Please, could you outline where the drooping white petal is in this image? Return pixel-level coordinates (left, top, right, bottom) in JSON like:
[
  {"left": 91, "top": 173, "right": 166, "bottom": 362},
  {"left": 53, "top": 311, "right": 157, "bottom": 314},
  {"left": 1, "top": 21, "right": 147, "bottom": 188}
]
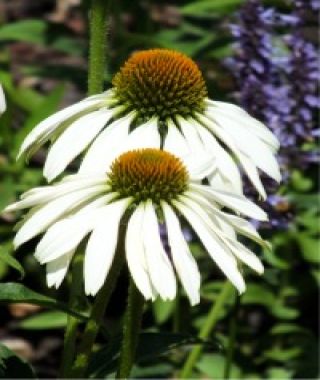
[
  {"left": 5, "top": 176, "right": 107, "bottom": 212},
  {"left": 221, "top": 238, "right": 264, "bottom": 274},
  {"left": 143, "top": 201, "right": 176, "bottom": 301},
  {"left": 44, "top": 109, "right": 114, "bottom": 181},
  {"left": 190, "top": 183, "right": 268, "bottom": 221},
  {"left": 14, "top": 185, "right": 107, "bottom": 248},
  {"left": 182, "top": 194, "right": 264, "bottom": 275},
  {"left": 84, "top": 198, "right": 132, "bottom": 296},
  {"left": 207, "top": 100, "right": 280, "bottom": 151},
  {"left": 35, "top": 194, "right": 116, "bottom": 264},
  {"left": 125, "top": 203, "right": 155, "bottom": 300},
  {"left": 233, "top": 152, "right": 266, "bottom": 200},
  {"left": 18, "top": 97, "right": 104, "bottom": 159},
  {"left": 0, "top": 84, "right": 6, "bottom": 114},
  {"left": 196, "top": 123, "right": 243, "bottom": 194},
  {"left": 46, "top": 251, "right": 74, "bottom": 288},
  {"left": 203, "top": 111, "right": 281, "bottom": 183},
  {"left": 164, "top": 119, "right": 190, "bottom": 158},
  {"left": 174, "top": 199, "right": 246, "bottom": 294},
  {"left": 124, "top": 118, "right": 160, "bottom": 151},
  {"left": 161, "top": 201, "right": 200, "bottom": 305},
  {"left": 176, "top": 116, "right": 204, "bottom": 152},
  {"left": 79, "top": 112, "right": 134, "bottom": 174}
]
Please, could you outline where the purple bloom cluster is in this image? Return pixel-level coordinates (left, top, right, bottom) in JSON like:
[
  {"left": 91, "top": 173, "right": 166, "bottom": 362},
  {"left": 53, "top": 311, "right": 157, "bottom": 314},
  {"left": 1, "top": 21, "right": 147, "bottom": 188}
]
[{"left": 226, "top": 0, "right": 319, "bottom": 229}]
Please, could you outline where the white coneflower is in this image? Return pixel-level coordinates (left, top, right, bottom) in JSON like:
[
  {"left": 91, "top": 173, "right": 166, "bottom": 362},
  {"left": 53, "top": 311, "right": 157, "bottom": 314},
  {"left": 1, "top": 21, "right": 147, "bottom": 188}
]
[
  {"left": 17, "top": 49, "right": 280, "bottom": 198},
  {"left": 0, "top": 84, "right": 6, "bottom": 114},
  {"left": 5, "top": 148, "right": 269, "bottom": 305}
]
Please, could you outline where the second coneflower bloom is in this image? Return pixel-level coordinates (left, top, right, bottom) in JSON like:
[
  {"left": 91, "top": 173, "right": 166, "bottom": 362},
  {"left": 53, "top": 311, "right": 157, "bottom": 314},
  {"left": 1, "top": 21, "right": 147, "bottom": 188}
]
[
  {"left": 5, "top": 149, "right": 268, "bottom": 305},
  {"left": 18, "top": 49, "right": 280, "bottom": 198}
]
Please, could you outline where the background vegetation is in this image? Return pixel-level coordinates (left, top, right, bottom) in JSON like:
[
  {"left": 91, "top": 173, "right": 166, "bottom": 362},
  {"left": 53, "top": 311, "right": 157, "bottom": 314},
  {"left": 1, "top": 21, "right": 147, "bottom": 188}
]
[{"left": 0, "top": 0, "right": 318, "bottom": 378}]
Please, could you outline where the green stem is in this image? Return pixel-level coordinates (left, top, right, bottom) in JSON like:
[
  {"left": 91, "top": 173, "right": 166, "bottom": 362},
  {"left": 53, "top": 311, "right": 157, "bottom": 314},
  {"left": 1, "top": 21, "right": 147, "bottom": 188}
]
[
  {"left": 223, "top": 295, "right": 240, "bottom": 379},
  {"left": 70, "top": 249, "right": 124, "bottom": 378},
  {"left": 116, "top": 279, "right": 145, "bottom": 379},
  {"left": 87, "top": 0, "right": 110, "bottom": 95},
  {"left": 179, "top": 281, "right": 234, "bottom": 379},
  {"left": 59, "top": 253, "right": 84, "bottom": 378}
]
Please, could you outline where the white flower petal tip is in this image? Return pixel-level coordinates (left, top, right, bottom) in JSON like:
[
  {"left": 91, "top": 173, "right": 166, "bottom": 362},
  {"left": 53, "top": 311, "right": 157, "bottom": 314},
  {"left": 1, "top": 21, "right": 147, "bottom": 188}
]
[{"left": 0, "top": 84, "right": 6, "bottom": 114}]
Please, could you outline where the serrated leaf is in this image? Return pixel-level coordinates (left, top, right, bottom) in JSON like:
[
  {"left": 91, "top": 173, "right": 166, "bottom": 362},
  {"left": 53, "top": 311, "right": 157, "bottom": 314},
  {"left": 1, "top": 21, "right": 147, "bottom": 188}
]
[{"left": 0, "top": 343, "right": 35, "bottom": 378}]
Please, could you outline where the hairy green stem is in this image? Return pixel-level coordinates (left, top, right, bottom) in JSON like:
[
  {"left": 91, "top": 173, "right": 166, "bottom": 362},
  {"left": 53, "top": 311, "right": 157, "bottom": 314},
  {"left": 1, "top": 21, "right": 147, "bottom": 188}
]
[
  {"left": 224, "top": 295, "right": 240, "bottom": 379},
  {"left": 116, "top": 279, "right": 145, "bottom": 379},
  {"left": 59, "top": 253, "right": 84, "bottom": 378},
  {"left": 70, "top": 249, "right": 124, "bottom": 378},
  {"left": 87, "top": 0, "right": 110, "bottom": 95},
  {"left": 179, "top": 281, "right": 234, "bottom": 379}
]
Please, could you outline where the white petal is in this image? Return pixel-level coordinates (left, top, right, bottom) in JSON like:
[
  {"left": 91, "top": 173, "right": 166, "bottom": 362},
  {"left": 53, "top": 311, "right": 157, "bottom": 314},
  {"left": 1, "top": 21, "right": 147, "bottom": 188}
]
[
  {"left": 5, "top": 177, "right": 106, "bottom": 212},
  {"left": 79, "top": 112, "right": 134, "bottom": 174},
  {"left": 46, "top": 251, "right": 74, "bottom": 288},
  {"left": 125, "top": 204, "right": 155, "bottom": 300},
  {"left": 84, "top": 198, "right": 131, "bottom": 296},
  {"left": 35, "top": 207, "right": 101, "bottom": 264},
  {"left": 176, "top": 116, "right": 204, "bottom": 152},
  {"left": 143, "top": 201, "right": 176, "bottom": 301},
  {"left": 0, "top": 84, "right": 6, "bottom": 114},
  {"left": 18, "top": 97, "right": 104, "bottom": 159},
  {"left": 211, "top": 208, "right": 268, "bottom": 248},
  {"left": 234, "top": 152, "right": 267, "bottom": 200},
  {"left": 14, "top": 185, "right": 107, "bottom": 248},
  {"left": 196, "top": 123, "right": 243, "bottom": 194},
  {"left": 207, "top": 100, "right": 280, "bottom": 151},
  {"left": 174, "top": 199, "right": 245, "bottom": 294},
  {"left": 124, "top": 118, "right": 160, "bottom": 151},
  {"left": 162, "top": 201, "right": 200, "bottom": 305},
  {"left": 44, "top": 109, "right": 114, "bottom": 181},
  {"left": 164, "top": 120, "right": 190, "bottom": 158},
  {"left": 204, "top": 111, "right": 281, "bottom": 182},
  {"left": 222, "top": 238, "right": 264, "bottom": 274},
  {"left": 190, "top": 183, "right": 268, "bottom": 221}
]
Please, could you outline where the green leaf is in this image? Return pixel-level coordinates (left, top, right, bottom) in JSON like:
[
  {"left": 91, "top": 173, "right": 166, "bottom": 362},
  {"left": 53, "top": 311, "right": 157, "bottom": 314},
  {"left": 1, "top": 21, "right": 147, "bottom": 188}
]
[
  {"left": 152, "top": 299, "right": 175, "bottom": 324},
  {"left": 263, "top": 346, "right": 302, "bottom": 361},
  {"left": 18, "top": 310, "right": 68, "bottom": 330},
  {"left": 0, "top": 343, "right": 35, "bottom": 378},
  {"left": 180, "top": 0, "right": 244, "bottom": 16},
  {"left": 0, "top": 246, "right": 25, "bottom": 278},
  {"left": 196, "top": 354, "right": 242, "bottom": 378},
  {"left": 0, "top": 20, "right": 47, "bottom": 44},
  {"left": 270, "top": 323, "right": 309, "bottom": 335},
  {"left": 241, "top": 284, "right": 275, "bottom": 308},
  {"left": 296, "top": 234, "right": 320, "bottom": 263},
  {"left": 0, "top": 282, "right": 86, "bottom": 320}
]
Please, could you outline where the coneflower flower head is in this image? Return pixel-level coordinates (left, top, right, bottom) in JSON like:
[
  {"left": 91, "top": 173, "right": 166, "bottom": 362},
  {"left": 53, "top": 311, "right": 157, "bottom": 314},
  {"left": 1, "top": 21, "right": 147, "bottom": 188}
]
[
  {"left": 5, "top": 148, "right": 269, "bottom": 305},
  {"left": 18, "top": 49, "right": 280, "bottom": 199}
]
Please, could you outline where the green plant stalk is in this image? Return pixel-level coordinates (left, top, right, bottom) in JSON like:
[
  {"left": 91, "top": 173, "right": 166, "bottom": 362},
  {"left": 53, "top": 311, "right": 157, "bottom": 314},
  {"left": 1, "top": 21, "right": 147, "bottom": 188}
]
[
  {"left": 87, "top": 0, "right": 110, "bottom": 95},
  {"left": 70, "top": 248, "right": 124, "bottom": 378},
  {"left": 59, "top": 253, "right": 84, "bottom": 378},
  {"left": 224, "top": 295, "right": 240, "bottom": 379},
  {"left": 116, "top": 279, "right": 145, "bottom": 379},
  {"left": 179, "top": 281, "right": 234, "bottom": 379}
]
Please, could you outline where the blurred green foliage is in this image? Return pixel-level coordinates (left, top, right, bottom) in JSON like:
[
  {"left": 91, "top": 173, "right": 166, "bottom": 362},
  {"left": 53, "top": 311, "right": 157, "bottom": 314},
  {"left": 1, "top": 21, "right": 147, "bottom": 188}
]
[{"left": 0, "top": 0, "right": 318, "bottom": 378}]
